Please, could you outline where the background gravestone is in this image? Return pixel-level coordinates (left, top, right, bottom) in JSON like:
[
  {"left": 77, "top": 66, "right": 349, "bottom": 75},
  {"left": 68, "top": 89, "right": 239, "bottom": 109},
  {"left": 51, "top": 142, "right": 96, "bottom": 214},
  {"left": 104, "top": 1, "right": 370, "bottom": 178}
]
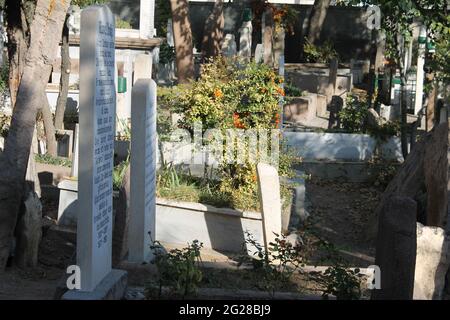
[
  {"left": 372, "top": 196, "right": 417, "bottom": 300},
  {"left": 128, "top": 79, "right": 157, "bottom": 263},
  {"left": 63, "top": 6, "right": 127, "bottom": 298}
]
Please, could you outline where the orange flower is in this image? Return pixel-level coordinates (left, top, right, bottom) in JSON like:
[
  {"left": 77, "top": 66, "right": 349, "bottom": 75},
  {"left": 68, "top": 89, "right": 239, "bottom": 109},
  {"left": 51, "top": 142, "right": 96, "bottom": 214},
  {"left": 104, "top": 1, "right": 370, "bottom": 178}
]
[
  {"left": 233, "top": 113, "right": 245, "bottom": 129},
  {"left": 214, "top": 88, "right": 223, "bottom": 99},
  {"left": 252, "top": 174, "right": 257, "bottom": 182},
  {"left": 276, "top": 87, "right": 285, "bottom": 97}
]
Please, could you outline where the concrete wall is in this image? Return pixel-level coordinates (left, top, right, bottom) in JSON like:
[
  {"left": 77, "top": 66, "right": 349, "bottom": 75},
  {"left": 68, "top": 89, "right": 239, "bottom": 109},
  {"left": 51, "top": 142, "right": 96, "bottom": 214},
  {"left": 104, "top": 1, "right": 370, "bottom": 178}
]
[
  {"left": 156, "top": 198, "right": 264, "bottom": 253},
  {"left": 284, "top": 131, "right": 404, "bottom": 162}
]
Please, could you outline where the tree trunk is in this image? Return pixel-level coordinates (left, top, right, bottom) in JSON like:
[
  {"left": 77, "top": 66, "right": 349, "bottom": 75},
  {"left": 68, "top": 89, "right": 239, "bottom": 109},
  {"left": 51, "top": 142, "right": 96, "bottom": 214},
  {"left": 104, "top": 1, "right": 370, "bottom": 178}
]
[
  {"left": 0, "top": 0, "right": 71, "bottom": 271},
  {"left": 306, "top": 0, "right": 332, "bottom": 45},
  {"left": 5, "top": 1, "right": 31, "bottom": 107},
  {"left": 426, "top": 74, "right": 437, "bottom": 131},
  {"left": 40, "top": 95, "right": 58, "bottom": 157},
  {"left": 367, "top": 30, "right": 378, "bottom": 109},
  {"left": 400, "top": 79, "right": 409, "bottom": 159},
  {"left": 170, "top": 0, "right": 195, "bottom": 83},
  {"left": 201, "top": 0, "right": 224, "bottom": 60},
  {"left": 54, "top": 16, "right": 71, "bottom": 131}
]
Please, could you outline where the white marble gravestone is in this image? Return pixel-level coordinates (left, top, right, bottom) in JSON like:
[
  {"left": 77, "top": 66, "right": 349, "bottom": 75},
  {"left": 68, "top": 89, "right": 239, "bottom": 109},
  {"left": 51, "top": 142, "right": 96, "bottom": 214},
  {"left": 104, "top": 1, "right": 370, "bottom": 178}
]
[
  {"left": 256, "top": 163, "right": 282, "bottom": 252},
  {"left": 134, "top": 54, "right": 153, "bottom": 85},
  {"left": 64, "top": 5, "right": 127, "bottom": 298},
  {"left": 238, "top": 21, "right": 252, "bottom": 60},
  {"left": 128, "top": 79, "right": 157, "bottom": 263}
]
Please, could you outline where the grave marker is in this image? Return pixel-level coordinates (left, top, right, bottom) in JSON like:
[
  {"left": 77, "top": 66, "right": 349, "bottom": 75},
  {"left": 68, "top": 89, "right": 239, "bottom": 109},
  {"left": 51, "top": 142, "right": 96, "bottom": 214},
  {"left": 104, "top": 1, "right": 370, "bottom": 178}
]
[
  {"left": 63, "top": 5, "right": 127, "bottom": 298},
  {"left": 128, "top": 79, "right": 157, "bottom": 262},
  {"left": 257, "top": 163, "right": 282, "bottom": 253}
]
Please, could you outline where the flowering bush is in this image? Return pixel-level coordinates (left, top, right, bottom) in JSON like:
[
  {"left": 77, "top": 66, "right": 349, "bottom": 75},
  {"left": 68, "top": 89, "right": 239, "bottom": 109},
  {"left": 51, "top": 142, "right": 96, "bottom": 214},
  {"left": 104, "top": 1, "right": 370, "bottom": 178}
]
[
  {"left": 166, "top": 57, "right": 297, "bottom": 211},
  {"left": 175, "top": 57, "right": 284, "bottom": 131}
]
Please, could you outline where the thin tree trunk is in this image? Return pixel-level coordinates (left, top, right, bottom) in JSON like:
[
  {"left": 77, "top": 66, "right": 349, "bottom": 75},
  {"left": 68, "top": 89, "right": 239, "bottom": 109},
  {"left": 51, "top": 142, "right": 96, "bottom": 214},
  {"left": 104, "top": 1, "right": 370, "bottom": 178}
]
[
  {"left": 367, "top": 29, "right": 378, "bottom": 109},
  {"left": 400, "top": 79, "right": 409, "bottom": 159},
  {"left": 54, "top": 15, "right": 71, "bottom": 131},
  {"left": 306, "top": 0, "right": 331, "bottom": 45},
  {"left": 40, "top": 95, "right": 58, "bottom": 157},
  {"left": 426, "top": 74, "right": 437, "bottom": 131},
  {"left": 201, "top": 0, "right": 224, "bottom": 60},
  {"left": 0, "top": 0, "right": 70, "bottom": 271},
  {"left": 170, "top": 0, "right": 195, "bottom": 83}
]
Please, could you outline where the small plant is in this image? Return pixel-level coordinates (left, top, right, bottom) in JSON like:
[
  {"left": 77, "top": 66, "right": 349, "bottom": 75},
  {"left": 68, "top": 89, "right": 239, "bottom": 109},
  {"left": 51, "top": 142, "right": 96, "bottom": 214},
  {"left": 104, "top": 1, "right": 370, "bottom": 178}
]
[
  {"left": 112, "top": 159, "right": 129, "bottom": 190},
  {"left": 149, "top": 240, "right": 204, "bottom": 299},
  {"left": 304, "top": 39, "right": 339, "bottom": 64},
  {"left": 320, "top": 265, "right": 363, "bottom": 300},
  {"left": 339, "top": 94, "right": 369, "bottom": 133},
  {"left": 115, "top": 16, "right": 133, "bottom": 29},
  {"left": 35, "top": 154, "right": 72, "bottom": 167},
  {"left": 241, "top": 232, "right": 305, "bottom": 297}
]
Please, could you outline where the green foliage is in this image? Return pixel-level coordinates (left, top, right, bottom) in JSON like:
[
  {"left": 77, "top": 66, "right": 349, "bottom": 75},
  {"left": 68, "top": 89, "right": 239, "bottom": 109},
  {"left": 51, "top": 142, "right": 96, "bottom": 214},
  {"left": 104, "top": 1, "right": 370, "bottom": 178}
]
[
  {"left": 156, "top": 163, "right": 200, "bottom": 202},
  {"left": 166, "top": 57, "right": 296, "bottom": 210},
  {"left": 149, "top": 240, "right": 204, "bottom": 299},
  {"left": 241, "top": 232, "right": 305, "bottom": 297},
  {"left": 159, "top": 42, "right": 176, "bottom": 65},
  {"left": 0, "top": 63, "right": 9, "bottom": 99},
  {"left": 72, "top": 0, "right": 108, "bottom": 8},
  {"left": 319, "top": 265, "right": 363, "bottom": 300},
  {"left": 35, "top": 154, "right": 72, "bottom": 167},
  {"left": 0, "top": 113, "right": 10, "bottom": 138},
  {"left": 115, "top": 16, "right": 132, "bottom": 29},
  {"left": 112, "top": 159, "right": 129, "bottom": 190},
  {"left": 339, "top": 95, "right": 369, "bottom": 133},
  {"left": 284, "top": 82, "right": 304, "bottom": 97},
  {"left": 155, "top": 0, "right": 172, "bottom": 37},
  {"left": 303, "top": 39, "right": 339, "bottom": 63}
]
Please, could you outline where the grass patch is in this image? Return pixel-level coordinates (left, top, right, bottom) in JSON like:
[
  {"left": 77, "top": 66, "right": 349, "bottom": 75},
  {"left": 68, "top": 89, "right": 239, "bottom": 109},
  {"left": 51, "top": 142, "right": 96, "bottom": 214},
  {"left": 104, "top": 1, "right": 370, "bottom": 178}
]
[{"left": 35, "top": 154, "right": 72, "bottom": 167}]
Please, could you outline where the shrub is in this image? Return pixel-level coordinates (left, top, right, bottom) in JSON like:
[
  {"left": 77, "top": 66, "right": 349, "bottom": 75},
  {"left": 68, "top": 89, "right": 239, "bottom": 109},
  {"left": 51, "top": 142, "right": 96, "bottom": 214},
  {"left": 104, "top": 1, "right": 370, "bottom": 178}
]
[
  {"left": 149, "top": 240, "right": 203, "bottom": 299},
  {"left": 166, "top": 57, "right": 297, "bottom": 211},
  {"left": 303, "top": 39, "right": 339, "bottom": 64}
]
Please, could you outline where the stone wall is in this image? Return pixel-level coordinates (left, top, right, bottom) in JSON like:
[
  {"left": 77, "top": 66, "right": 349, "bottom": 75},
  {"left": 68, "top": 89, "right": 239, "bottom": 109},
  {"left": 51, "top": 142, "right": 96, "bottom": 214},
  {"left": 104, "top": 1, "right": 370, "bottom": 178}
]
[{"left": 110, "top": 1, "right": 372, "bottom": 63}]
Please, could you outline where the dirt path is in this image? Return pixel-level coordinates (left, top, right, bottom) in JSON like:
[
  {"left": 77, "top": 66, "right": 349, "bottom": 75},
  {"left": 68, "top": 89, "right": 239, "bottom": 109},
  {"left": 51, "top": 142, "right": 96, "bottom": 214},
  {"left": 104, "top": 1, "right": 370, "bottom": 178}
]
[{"left": 299, "top": 178, "right": 382, "bottom": 267}]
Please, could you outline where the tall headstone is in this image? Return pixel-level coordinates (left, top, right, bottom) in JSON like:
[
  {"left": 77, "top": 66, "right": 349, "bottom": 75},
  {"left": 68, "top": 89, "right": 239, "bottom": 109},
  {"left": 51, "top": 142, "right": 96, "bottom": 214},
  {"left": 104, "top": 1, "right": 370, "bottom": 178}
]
[
  {"left": 140, "top": 0, "right": 156, "bottom": 39},
  {"left": 238, "top": 14, "right": 252, "bottom": 60},
  {"left": 262, "top": 9, "right": 274, "bottom": 66},
  {"left": 64, "top": 6, "right": 127, "bottom": 298},
  {"left": 134, "top": 54, "right": 153, "bottom": 84},
  {"left": 128, "top": 79, "right": 157, "bottom": 262},
  {"left": 415, "top": 25, "right": 426, "bottom": 115},
  {"left": 257, "top": 163, "right": 282, "bottom": 253}
]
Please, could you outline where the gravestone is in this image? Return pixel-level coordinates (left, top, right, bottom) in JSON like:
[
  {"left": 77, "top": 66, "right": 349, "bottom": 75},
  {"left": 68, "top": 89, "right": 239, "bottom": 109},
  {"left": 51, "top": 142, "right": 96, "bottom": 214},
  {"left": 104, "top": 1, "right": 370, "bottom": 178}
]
[
  {"left": 238, "top": 20, "right": 252, "bottom": 60},
  {"left": 70, "top": 124, "right": 79, "bottom": 178},
  {"left": 139, "top": 0, "right": 156, "bottom": 39},
  {"left": 254, "top": 44, "right": 263, "bottom": 63},
  {"left": 372, "top": 196, "right": 417, "bottom": 300},
  {"left": 257, "top": 163, "right": 282, "bottom": 252},
  {"left": 134, "top": 54, "right": 153, "bottom": 85},
  {"left": 128, "top": 79, "right": 157, "bottom": 263},
  {"left": 222, "top": 34, "right": 237, "bottom": 57},
  {"left": 414, "top": 223, "right": 450, "bottom": 300},
  {"left": 62, "top": 5, "right": 127, "bottom": 299},
  {"left": 262, "top": 9, "right": 273, "bottom": 66}
]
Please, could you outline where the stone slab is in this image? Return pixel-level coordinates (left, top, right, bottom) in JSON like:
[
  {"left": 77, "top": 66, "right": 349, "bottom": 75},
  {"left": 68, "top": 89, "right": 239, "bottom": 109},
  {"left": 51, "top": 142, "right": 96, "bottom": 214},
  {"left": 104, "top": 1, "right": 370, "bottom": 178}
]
[{"left": 62, "top": 269, "right": 128, "bottom": 300}]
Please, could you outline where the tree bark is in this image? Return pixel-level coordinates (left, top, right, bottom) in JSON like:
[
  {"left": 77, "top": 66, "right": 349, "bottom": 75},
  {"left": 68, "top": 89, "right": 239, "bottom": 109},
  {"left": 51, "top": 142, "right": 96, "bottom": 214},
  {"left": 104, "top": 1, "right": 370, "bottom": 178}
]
[
  {"left": 201, "top": 0, "right": 224, "bottom": 60},
  {"left": 0, "top": 0, "right": 71, "bottom": 271},
  {"left": 40, "top": 95, "right": 58, "bottom": 157},
  {"left": 306, "top": 0, "right": 332, "bottom": 45},
  {"left": 170, "top": 0, "right": 195, "bottom": 83},
  {"left": 426, "top": 74, "right": 437, "bottom": 132},
  {"left": 54, "top": 15, "right": 71, "bottom": 131},
  {"left": 5, "top": 1, "right": 32, "bottom": 107}
]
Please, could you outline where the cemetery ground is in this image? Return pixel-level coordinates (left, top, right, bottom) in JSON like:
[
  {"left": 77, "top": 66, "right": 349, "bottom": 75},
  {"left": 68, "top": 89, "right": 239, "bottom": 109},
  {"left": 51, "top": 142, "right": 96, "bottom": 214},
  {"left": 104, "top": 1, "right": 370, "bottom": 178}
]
[{"left": 0, "top": 166, "right": 378, "bottom": 300}]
